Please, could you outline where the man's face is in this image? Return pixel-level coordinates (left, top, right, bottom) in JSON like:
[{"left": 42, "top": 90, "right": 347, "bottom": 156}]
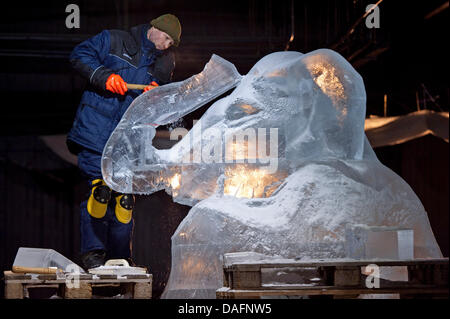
[{"left": 148, "top": 27, "right": 174, "bottom": 50}]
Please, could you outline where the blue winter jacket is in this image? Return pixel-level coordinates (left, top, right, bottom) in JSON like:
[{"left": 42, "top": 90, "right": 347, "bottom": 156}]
[{"left": 67, "top": 24, "right": 175, "bottom": 154}]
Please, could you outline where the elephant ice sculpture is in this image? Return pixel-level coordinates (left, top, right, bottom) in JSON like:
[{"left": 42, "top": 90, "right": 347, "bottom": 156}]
[{"left": 102, "top": 50, "right": 442, "bottom": 299}]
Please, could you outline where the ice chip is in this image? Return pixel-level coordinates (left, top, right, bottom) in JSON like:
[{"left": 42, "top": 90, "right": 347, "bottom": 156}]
[{"left": 345, "top": 224, "right": 414, "bottom": 260}]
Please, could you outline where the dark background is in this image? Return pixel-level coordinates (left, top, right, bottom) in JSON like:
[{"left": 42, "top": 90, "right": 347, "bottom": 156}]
[{"left": 0, "top": 0, "right": 448, "bottom": 299}]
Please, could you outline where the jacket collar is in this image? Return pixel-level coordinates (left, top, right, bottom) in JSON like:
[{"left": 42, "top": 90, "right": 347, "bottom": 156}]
[
  {"left": 125, "top": 24, "right": 149, "bottom": 56},
  {"left": 126, "top": 24, "right": 167, "bottom": 58},
  {"left": 141, "top": 25, "right": 162, "bottom": 56},
  {"left": 124, "top": 24, "right": 162, "bottom": 55}
]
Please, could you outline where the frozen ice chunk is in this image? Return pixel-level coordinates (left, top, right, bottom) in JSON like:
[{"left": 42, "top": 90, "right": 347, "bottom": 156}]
[
  {"left": 345, "top": 224, "right": 414, "bottom": 260},
  {"left": 13, "top": 247, "right": 84, "bottom": 273}
]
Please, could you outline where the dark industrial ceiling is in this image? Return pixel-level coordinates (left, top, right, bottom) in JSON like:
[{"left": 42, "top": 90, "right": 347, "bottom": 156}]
[{"left": 1, "top": 0, "right": 448, "bottom": 135}]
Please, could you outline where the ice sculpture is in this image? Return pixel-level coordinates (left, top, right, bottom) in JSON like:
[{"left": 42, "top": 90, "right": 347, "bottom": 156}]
[{"left": 102, "top": 49, "right": 442, "bottom": 299}]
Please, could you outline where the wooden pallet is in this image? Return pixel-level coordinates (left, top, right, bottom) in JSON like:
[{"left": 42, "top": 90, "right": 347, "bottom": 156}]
[
  {"left": 3, "top": 271, "right": 152, "bottom": 299},
  {"left": 216, "top": 257, "right": 449, "bottom": 299}
]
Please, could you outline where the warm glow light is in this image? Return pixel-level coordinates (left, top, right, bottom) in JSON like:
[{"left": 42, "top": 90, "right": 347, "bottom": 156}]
[
  {"left": 240, "top": 104, "right": 259, "bottom": 115},
  {"left": 266, "top": 69, "right": 288, "bottom": 78},
  {"left": 180, "top": 257, "right": 207, "bottom": 282},
  {"left": 307, "top": 61, "right": 347, "bottom": 124},
  {"left": 169, "top": 173, "right": 181, "bottom": 190},
  {"left": 224, "top": 165, "right": 286, "bottom": 198}
]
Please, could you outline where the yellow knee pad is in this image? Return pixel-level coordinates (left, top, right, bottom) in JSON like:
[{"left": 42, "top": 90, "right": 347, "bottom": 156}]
[
  {"left": 115, "top": 194, "right": 134, "bottom": 224},
  {"left": 87, "top": 179, "right": 111, "bottom": 219}
]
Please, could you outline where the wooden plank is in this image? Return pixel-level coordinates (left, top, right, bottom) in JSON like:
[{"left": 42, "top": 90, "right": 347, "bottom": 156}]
[
  {"left": 37, "top": 274, "right": 57, "bottom": 281},
  {"left": 231, "top": 270, "right": 261, "bottom": 289},
  {"left": 91, "top": 283, "right": 120, "bottom": 288},
  {"left": 134, "top": 282, "right": 152, "bottom": 299},
  {"left": 96, "top": 274, "right": 118, "bottom": 280},
  {"left": 5, "top": 278, "right": 153, "bottom": 285},
  {"left": 4, "top": 271, "right": 31, "bottom": 280},
  {"left": 229, "top": 264, "right": 261, "bottom": 272},
  {"left": 64, "top": 282, "right": 92, "bottom": 299},
  {"left": 5, "top": 283, "right": 24, "bottom": 299},
  {"left": 5, "top": 279, "right": 63, "bottom": 284},
  {"left": 123, "top": 274, "right": 151, "bottom": 280},
  {"left": 4, "top": 271, "right": 92, "bottom": 283},
  {"left": 72, "top": 274, "right": 94, "bottom": 280},
  {"left": 226, "top": 258, "right": 449, "bottom": 270}
]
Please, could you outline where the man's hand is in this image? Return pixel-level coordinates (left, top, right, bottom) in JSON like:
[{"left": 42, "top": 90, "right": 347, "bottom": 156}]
[
  {"left": 144, "top": 81, "right": 159, "bottom": 92},
  {"left": 106, "top": 74, "right": 128, "bottom": 95}
]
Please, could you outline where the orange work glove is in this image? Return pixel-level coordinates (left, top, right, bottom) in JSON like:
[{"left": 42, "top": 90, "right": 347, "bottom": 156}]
[
  {"left": 106, "top": 74, "right": 128, "bottom": 95},
  {"left": 143, "top": 81, "right": 159, "bottom": 92}
]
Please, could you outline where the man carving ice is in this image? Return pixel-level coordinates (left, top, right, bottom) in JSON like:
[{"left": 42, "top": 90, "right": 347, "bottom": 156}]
[{"left": 66, "top": 14, "right": 181, "bottom": 270}]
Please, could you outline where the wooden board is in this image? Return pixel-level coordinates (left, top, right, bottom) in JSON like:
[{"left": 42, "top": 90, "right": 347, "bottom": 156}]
[
  {"left": 218, "top": 258, "right": 449, "bottom": 299},
  {"left": 3, "top": 270, "right": 153, "bottom": 299},
  {"left": 225, "top": 258, "right": 449, "bottom": 271}
]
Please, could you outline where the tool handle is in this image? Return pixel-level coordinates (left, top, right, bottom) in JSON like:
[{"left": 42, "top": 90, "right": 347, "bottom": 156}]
[
  {"left": 12, "top": 266, "right": 59, "bottom": 274},
  {"left": 127, "top": 83, "right": 157, "bottom": 90}
]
